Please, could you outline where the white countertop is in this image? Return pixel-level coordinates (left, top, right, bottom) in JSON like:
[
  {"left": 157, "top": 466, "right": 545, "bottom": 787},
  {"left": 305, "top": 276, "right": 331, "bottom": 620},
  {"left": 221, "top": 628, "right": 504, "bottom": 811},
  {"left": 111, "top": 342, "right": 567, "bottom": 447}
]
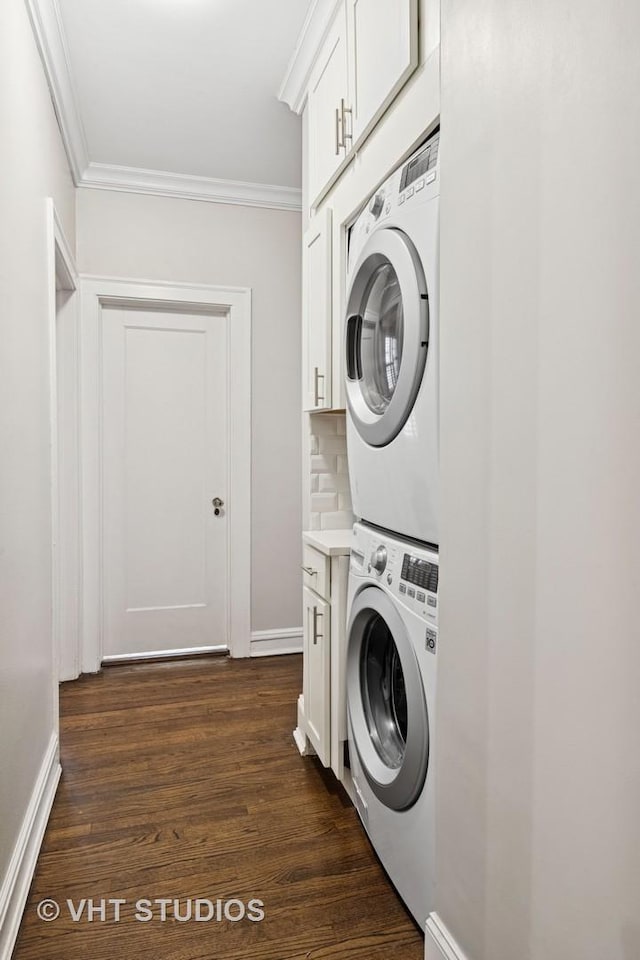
[{"left": 302, "top": 528, "right": 352, "bottom": 556}]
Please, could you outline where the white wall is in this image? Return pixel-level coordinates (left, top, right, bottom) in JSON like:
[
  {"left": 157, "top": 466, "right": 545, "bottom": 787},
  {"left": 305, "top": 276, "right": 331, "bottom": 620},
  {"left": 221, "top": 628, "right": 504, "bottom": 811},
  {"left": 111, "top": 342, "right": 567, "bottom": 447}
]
[
  {"left": 0, "top": 0, "right": 75, "bottom": 913},
  {"left": 76, "top": 189, "right": 302, "bottom": 634},
  {"left": 438, "top": 2, "right": 640, "bottom": 959}
]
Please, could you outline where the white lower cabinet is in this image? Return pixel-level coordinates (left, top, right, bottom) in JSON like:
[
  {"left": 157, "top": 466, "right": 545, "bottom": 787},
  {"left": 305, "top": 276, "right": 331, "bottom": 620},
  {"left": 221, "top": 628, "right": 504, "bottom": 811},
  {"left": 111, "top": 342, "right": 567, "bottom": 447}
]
[
  {"left": 303, "top": 585, "right": 331, "bottom": 764},
  {"left": 296, "top": 534, "right": 351, "bottom": 779}
]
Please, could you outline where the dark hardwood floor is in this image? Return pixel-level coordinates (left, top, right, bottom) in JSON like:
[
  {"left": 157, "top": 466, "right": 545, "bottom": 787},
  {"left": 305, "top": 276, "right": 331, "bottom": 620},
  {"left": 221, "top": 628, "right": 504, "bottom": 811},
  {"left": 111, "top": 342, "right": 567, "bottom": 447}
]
[{"left": 13, "top": 654, "right": 423, "bottom": 959}]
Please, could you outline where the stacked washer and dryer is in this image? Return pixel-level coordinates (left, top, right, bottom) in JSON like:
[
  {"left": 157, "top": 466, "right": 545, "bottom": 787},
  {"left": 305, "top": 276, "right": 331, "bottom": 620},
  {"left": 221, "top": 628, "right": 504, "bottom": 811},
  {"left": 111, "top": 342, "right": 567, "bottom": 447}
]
[{"left": 343, "top": 130, "right": 440, "bottom": 930}]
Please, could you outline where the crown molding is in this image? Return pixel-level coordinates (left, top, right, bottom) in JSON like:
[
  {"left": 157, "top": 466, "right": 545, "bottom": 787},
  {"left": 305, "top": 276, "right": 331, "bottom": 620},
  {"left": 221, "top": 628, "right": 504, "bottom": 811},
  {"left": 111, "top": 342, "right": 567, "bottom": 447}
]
[
  {"left": 278, "top": 0, "right": 342, "bottom": 115},
  {"left": 80, "top": 163, "right": 302, "bottom": 211},
  {"left": 25, "top": 0, "right": 302, "bottom": 211},
  {"left": 24, "top": 0, "right": 89, "bottom": 181}
]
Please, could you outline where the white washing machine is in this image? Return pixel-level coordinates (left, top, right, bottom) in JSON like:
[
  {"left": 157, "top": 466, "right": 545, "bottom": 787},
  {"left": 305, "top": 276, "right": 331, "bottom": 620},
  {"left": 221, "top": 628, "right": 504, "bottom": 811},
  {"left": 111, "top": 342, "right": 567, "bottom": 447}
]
[
  {"left": 346, "top": 521, "right": 438, "bottom": 929},
  {"left": 345, "top": 130, "right": 439, "bottom": 545}
]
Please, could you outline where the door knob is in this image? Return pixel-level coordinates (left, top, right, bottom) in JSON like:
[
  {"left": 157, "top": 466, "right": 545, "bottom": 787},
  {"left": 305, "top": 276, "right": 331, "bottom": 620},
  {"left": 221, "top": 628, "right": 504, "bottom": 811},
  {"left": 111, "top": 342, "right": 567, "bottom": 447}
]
[{"left": 212, "top": 497, "right": 224, "bottom": 516}]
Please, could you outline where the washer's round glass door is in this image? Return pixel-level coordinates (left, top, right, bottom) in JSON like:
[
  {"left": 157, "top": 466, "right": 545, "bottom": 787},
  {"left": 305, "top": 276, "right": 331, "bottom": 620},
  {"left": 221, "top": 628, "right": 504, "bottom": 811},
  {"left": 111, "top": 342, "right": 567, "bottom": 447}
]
[
  {"left": 347, "top": 586, "right": 429, "bottom": 811},
  {"left": 362, "top": 613, "right": 408, "bottom": 768},
  {"left": 345, "top": 228, "right": 429, "bottom": 448}
]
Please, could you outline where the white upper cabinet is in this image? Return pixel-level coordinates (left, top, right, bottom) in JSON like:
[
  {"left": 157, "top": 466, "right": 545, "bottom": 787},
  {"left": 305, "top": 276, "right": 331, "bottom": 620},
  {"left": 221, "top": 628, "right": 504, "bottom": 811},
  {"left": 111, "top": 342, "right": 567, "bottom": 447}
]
[
  {"left": 302, "top": 208, "right": 333, "bottom": 411},
  {"left": 298, "top": 0, "right": 419, "bottom": 206},
  {"left": 346, "top": 0, "right": 419, "bottom": 144},
  {"left": 307, "top": 3, "right": 350, "bottom": 206}
]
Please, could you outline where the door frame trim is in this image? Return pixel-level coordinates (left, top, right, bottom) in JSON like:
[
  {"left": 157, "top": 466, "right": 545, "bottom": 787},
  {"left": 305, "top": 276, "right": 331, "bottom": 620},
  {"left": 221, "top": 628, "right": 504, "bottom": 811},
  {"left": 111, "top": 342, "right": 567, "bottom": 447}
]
[
  {"left": 79, "top": 275, "right": 252, "bottom": 670},
  {"left": 46, "top": 199, "right": 80, "bottom": 694}
]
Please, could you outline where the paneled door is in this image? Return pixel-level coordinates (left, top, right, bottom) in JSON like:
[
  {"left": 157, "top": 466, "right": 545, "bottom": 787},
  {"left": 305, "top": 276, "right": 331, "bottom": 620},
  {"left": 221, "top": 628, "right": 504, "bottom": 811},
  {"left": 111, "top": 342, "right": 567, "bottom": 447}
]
[
  {"left": 307, "top": 1, "right": 349, "bottom": 204},
  {"left": 346, "top": 0, "right": 418, "bottom": 146},
  {"left": 303, "top": 585, "right": 331, "bottom": 766},
  {"left": 101, "top": 306, "right": 228, "bottom": 659}
]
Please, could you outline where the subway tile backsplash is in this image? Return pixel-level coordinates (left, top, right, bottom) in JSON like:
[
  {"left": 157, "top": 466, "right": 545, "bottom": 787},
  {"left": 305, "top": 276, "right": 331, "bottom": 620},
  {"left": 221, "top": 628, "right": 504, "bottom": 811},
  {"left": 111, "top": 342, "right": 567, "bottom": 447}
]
[{"left": 309, "top": 413, "right": 354, "bottom": 531}]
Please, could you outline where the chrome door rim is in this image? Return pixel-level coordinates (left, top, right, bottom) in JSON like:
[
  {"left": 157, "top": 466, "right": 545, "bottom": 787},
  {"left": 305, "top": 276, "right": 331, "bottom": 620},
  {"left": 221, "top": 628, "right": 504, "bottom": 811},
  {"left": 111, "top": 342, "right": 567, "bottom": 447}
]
[
  {"left": 347, "top": 585, "right": 429, "bottom": 811},
  {"left": 345, "top": 228, "right": 428, "bottom": 448}
]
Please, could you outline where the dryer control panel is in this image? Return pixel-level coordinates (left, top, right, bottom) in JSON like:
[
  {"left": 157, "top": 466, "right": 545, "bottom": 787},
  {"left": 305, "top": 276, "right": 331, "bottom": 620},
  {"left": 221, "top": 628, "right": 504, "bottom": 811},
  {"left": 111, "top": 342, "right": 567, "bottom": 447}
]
[{"left": 347, "top": 128, "right": 440, "bottom": 273}]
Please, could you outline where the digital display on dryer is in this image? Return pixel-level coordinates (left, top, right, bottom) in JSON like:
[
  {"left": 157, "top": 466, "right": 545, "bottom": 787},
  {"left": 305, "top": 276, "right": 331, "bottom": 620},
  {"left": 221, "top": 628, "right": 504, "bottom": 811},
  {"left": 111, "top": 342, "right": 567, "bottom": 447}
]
[
  {"left": 400, "top": 148, "right": 430, "bottom": 191},
  {"left": 400, "top": 134, "right": 439, "bottom": 191},
  {"left": 401, "top": 554, "right": 439, "bottom": 593}
]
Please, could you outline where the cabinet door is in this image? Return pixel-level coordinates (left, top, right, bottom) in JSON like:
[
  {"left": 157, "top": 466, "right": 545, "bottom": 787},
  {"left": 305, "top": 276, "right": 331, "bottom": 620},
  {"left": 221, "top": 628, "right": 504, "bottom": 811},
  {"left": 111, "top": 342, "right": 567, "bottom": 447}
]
[
  {"left": 303, "top": 585, "right": 331, "bottom": 766},
  {"left": 330, "top": 554, "right": 350, "bottom": 780},
  {"left": 346, "top": 0, "right": 418, "bottom": 145},
  {"left": 307, "top": 1, "right": 349, "bottom": 204},
  {"left": 302, "top": 208, "right": 332, "bottom": 411}
]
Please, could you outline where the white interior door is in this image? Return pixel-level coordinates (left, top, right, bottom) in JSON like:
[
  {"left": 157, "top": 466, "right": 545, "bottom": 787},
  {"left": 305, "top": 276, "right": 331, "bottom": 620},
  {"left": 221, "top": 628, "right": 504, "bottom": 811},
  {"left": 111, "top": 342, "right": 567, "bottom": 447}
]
[{"left": 101, "top": 305, "right": 228, "bottom": 659}]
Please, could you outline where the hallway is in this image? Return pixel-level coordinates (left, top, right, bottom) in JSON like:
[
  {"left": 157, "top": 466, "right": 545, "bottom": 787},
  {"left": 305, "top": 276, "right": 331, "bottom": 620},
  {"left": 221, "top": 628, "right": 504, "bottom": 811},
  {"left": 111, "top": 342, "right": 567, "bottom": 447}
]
[{"left": 13, "top": 656, "right": 423, "bottom": 959}]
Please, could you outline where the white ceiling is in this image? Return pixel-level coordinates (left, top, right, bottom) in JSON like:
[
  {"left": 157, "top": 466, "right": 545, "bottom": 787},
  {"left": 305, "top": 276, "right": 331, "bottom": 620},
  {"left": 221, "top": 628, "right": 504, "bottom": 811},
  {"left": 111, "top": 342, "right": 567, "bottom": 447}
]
[{"left": 56, "top": 0, "right": 311, "bottom": 190}]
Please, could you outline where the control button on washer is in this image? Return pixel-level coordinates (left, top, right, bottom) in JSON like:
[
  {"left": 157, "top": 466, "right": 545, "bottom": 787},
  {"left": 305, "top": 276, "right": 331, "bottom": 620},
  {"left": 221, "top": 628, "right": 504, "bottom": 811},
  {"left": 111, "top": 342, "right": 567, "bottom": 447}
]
[
  {"left": 426, "top": 170, "right": 437, "bottom": 184},
  {"left": 406, "top": 186, "right": 415, "bottom": 198},
  {"left": 427, "top": 596, "right": 437, "bottom": 608},
  {"left": 387, "top": 573, "right": 393, "bottom": 585},
  {"left": 417, "top": 591, "right": 426, "bottom": 603},
  {"left": 407, "top": 587, "right": 416, "bottom": 599},
  {"left": 415, "top": 178, "right": 425, "bottom": 191},
  {"left": 399, "top": 583, "right": 407, "bottom": 594},
  {"left": 398, "top": 194, "right": 406, "bottom": 205}
]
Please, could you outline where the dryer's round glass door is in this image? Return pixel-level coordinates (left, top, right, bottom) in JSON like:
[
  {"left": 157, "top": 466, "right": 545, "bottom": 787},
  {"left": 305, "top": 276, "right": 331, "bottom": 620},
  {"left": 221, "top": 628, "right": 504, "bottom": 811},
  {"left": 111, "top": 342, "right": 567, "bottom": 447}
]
[
  {"left": 359, "top": 263, "right": 404, "bottom": 415},
  {"left": 347, "top": 585, "right": 429, "bottom": 811},
  {"left": 345, "top": 228, "right": 429, "bottom": 447}
]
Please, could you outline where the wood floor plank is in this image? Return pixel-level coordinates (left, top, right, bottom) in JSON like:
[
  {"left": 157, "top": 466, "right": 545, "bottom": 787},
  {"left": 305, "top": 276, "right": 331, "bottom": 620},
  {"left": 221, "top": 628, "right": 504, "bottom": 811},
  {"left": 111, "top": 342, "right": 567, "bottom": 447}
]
[{"left": 13, "top": 655, "right": 423, "bottom": 959}]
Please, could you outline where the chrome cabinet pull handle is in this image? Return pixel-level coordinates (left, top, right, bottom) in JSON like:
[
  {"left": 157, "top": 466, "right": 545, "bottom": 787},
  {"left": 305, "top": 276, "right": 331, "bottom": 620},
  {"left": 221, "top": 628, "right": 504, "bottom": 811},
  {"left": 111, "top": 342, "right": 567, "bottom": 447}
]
[
  {"left": 312, "top": 607, "right": 324, "bottom": 645},
  {"left": 314, "top": 366, "right": 325, "bottom": 405},
  {"left": 301, "top": 565, "right": 317, "bottom": 576},
  {"left": 341, "top": 98, "right": 352, "bottom": 146},
  {"left": 335, "top": 106, "right": 341, "bottom": 154}
]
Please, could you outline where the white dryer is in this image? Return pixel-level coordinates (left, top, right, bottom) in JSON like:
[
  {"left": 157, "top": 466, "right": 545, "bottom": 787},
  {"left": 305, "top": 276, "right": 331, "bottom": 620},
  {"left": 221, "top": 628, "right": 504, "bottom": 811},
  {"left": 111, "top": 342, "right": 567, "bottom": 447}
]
[
  {"left": 346, "top": 521, "right": 438, "bottom": 929},
  {"left": 345, "top": 131, "right": 439, "bottom": 545}
]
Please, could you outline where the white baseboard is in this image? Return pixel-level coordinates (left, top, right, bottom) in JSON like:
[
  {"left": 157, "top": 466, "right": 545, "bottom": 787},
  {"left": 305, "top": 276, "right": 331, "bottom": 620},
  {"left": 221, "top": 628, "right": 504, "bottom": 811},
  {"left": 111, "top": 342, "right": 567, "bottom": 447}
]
[
  {"left": 425, "top": 913, "right": 470, "bottom": 960},
  {"left": 250, "top": 628, "right": 303, "bottom": 657},
  {"left": 102, "top": 644, "right": 229, "bottom": 664},
  {"left": 0, "top": 732, "right": 61, "bottom": 960},
  {"left": 293, "top": 726, "right": 309, "bottom": 755}
]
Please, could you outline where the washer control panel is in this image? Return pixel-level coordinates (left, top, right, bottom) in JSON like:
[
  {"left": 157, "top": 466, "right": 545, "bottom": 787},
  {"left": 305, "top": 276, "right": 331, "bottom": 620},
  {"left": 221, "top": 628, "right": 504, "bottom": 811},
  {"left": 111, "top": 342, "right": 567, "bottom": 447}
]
[
  {"left": 370, "top": 545, "right": 388, "bottom": 574},
  {"left": 400, "top": 553, "right": 439, "bottom": 593},
  {"left": 351, "top": 523, "right": 439, "bottom": 623}
]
